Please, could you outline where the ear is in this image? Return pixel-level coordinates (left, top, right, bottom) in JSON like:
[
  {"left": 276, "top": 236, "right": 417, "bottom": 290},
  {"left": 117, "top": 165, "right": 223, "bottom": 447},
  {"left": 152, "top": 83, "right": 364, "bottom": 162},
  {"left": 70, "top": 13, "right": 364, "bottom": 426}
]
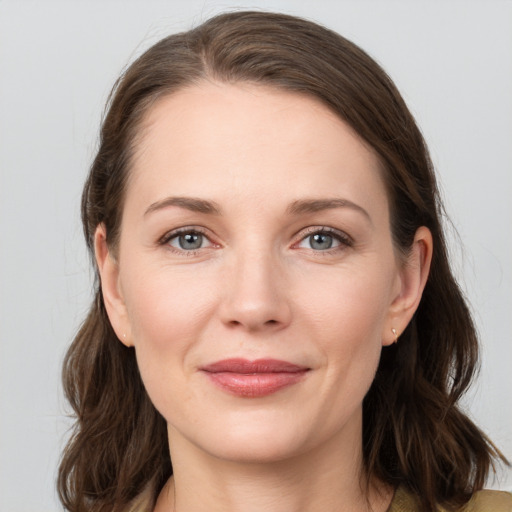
[
  {"left": 94, "top": 224, "right": 132, "bottom": 347},
  {"left": 382, "top": 226, "right": 433, "bottom": 346}
]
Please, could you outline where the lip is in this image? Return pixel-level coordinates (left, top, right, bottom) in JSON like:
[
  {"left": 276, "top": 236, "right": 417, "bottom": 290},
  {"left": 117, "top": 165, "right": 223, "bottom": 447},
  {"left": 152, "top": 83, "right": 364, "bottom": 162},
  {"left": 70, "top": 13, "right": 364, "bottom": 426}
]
[{"left": 200, "top": 358, "right": 310, "bottom": 398}]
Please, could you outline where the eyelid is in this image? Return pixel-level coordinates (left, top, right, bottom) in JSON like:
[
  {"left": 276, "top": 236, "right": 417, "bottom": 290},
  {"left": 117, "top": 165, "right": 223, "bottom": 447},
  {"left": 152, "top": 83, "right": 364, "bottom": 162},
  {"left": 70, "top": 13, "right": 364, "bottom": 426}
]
[
  {"left": 157, "top": 225, "right": 352, "bottom": 255},
  {"left": 158, "top": 226, "right": 219, "bottom": 253},
  {"left": 292, "top": 226, "right": 353, "bottom": 250},
  {"left": 159, "top": 225, "right": 205, "bottom": 243}
]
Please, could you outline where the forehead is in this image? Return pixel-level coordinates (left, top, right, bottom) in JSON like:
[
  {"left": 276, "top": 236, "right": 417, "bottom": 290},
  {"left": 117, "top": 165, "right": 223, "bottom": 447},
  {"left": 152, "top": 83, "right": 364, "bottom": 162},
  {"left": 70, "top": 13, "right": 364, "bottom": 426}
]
[
  {"left": 136, "top": 81, "right": 374, "bottom": 157},
  {"left": 127, "top": 82, "right": 387, "bottom": 214}
]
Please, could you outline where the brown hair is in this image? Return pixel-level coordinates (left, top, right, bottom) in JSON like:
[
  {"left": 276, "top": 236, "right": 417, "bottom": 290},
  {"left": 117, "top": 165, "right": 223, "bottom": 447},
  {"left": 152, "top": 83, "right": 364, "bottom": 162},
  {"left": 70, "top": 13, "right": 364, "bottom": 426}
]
[{"left": 58, "top": 11, "right": 507, "bottom": 512}]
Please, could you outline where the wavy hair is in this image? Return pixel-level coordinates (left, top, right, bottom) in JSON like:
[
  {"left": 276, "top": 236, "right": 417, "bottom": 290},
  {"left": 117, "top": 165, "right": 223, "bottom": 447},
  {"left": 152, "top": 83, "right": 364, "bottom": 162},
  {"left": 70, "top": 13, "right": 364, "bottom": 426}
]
[{"left": 58, "top": 11, "right": 507, "bottom": 512}]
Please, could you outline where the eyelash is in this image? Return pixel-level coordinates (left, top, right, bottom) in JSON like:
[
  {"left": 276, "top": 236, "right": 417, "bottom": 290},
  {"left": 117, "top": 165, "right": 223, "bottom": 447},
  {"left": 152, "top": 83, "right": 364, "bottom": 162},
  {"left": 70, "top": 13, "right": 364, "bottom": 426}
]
[
  {"left": 158, "top": 226, "right": 215, "bottom": 256},
  {"left": 293, "top": 226, "right": 353, "bottom": 254},
  {"left": 158, "top": 226, "right": 353, "bottom": 256}
]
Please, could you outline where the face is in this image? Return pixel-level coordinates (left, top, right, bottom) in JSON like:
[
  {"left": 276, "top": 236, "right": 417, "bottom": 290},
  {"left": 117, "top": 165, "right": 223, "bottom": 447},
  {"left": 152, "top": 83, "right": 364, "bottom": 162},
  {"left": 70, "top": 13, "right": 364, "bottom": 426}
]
[{"left": 98, "top": 82, "right": 423, "bottom": 465}]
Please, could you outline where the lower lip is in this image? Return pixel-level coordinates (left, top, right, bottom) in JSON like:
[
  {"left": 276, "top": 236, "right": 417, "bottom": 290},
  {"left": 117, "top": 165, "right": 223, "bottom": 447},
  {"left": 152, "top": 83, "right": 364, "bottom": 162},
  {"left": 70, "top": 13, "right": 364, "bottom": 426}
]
[{"left": 204, "top": 371, "right": 308, "bottom": 398}]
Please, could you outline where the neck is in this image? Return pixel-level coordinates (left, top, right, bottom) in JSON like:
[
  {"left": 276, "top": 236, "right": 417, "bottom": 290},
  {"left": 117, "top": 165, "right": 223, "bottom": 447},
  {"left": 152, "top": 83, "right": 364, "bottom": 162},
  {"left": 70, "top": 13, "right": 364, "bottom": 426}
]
[{"left": 154, "top": 415, "right": 393, "bottom": 512}]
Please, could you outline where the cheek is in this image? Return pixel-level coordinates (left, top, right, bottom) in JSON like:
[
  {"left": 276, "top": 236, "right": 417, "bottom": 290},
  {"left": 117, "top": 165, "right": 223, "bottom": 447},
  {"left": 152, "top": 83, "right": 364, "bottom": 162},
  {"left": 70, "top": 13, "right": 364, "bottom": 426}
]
[
  {"left": 121, "top": 265, "right": 217, "bottom": 420},
  {"left": 297, "top": 263, "right": 392, "bottom": 343},
  {"left": 296, "top": 264, "right": 392, "bottom": 391},
  {"left": 119, "top": 262, "right": 220, "bottom": 408},
  {"left": 122, "top": 262, "right": 216, "bottom": 347}
]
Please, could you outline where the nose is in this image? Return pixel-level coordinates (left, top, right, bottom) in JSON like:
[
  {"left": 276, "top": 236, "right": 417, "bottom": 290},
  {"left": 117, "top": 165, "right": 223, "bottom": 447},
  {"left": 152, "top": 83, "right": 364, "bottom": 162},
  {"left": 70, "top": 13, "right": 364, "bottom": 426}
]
[{"left": 219, "top": 250, "right": 292, "bottom": 332}]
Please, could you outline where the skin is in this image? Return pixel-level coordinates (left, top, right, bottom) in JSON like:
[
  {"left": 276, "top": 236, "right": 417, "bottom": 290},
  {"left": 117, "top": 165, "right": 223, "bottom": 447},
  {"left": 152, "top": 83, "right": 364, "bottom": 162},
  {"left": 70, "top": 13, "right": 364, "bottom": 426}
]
[{"left": 95, "top": 82, "right": 432, "bottom": 512}]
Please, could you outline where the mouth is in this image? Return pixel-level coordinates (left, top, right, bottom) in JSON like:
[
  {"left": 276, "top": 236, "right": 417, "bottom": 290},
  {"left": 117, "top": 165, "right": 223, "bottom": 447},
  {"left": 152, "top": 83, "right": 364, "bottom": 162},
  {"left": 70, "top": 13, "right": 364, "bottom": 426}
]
[{"left": 200, "top": 358, "right": 310, "bottom": 398}]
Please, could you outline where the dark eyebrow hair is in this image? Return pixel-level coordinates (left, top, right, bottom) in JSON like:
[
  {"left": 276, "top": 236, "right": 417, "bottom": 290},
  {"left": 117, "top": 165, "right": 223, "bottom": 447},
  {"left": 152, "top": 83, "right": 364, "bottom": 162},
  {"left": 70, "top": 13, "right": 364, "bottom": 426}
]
[
  {"left": 286, "top": 198, "right": 372, "bottom": 223},
  {"left": 144, "top": 196, "right": 371, "bottom": 223},
  {"left": 144, "top": 196, "right": 222, "bottom": 216}
]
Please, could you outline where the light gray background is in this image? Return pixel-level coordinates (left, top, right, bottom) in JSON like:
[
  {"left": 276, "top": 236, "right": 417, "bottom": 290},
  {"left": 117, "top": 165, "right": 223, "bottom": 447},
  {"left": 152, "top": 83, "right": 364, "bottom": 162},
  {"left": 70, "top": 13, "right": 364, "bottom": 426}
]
[{"left": 1, "top": 1, "right": 511, "bottom": 510}]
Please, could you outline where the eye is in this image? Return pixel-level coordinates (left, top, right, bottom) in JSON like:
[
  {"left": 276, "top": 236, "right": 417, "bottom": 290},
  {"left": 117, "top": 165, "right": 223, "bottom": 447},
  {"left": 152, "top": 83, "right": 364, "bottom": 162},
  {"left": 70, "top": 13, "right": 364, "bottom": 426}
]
[
  {"left": 162, "top": 229, "right": 214, "bottom": 252},
  {"left": 298, "top": 232, "right": 340, "bottom": 251},
  {"left": 304, "top": 232, "right": 338, "bottom": 250},
  {"left": 295, "top": 228, "right": 352, "bottom": 252}
]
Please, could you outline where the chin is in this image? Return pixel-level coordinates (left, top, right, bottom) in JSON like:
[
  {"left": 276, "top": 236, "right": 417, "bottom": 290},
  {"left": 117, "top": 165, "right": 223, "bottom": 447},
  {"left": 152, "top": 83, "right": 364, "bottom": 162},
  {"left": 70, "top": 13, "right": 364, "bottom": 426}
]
[
  {"left": 186, "top": 405, "right": 354, "bottom": 466},
  {"left": 167, "top": 406, "right": 316, "bottom": 465},
  {"left": 205, "top": 427, "right": 312, "bottom": 464}
]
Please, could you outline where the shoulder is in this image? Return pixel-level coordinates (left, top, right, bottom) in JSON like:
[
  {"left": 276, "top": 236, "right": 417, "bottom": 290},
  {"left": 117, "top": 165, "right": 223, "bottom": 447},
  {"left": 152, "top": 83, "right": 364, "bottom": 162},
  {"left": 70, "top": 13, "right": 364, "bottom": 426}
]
[
  {"left": 389, "top": 486, "right": 512, "bottom": 512},
  {"left": 462, "top": 489, "right": 512, "bottom": 511}
]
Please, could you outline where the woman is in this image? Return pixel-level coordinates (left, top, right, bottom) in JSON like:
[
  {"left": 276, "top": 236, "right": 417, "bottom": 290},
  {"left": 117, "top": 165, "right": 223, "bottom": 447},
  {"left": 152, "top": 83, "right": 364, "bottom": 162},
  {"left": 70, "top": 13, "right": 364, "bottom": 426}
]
[{"left": 58, "top": 11, "right": 510, "bottom": 512}]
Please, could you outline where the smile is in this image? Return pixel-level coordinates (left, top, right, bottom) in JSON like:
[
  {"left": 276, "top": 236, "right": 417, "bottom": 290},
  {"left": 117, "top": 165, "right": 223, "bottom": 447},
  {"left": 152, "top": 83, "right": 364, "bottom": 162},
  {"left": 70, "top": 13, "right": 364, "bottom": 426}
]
[{"left": 200, "top": 358, "right": 310, "bottom": 398}]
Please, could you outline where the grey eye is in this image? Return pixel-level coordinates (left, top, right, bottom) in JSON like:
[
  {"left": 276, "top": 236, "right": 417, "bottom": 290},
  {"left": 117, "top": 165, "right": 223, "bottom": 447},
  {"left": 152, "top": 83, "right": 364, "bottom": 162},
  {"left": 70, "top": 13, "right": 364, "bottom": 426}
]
[
  {"left": 309, "top": 233, "right": 334, "bottom": 250},
  {"left": 170, "top": 232, "right": 205, "bottom": 250}
]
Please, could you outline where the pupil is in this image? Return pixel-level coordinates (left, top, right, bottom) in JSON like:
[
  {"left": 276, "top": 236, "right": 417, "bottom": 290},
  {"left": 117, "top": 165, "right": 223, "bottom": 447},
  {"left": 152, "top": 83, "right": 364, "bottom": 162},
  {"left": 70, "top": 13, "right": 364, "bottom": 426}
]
[
  {"left": 179, "top": 233, "right": 202, "bottom": 250},
  {"left": 311, "top": 233, "right": 333, "bottom": 250}
]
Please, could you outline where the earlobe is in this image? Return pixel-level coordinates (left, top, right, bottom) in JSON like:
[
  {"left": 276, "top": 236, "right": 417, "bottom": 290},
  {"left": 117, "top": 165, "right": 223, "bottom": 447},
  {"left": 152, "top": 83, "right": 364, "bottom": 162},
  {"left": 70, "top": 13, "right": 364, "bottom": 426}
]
[
  {"left": 94, "top": 224, "right": 132, "bottom": 347},
  {"left": 383, "top": 226, "right": 433, "bottom": 346}
]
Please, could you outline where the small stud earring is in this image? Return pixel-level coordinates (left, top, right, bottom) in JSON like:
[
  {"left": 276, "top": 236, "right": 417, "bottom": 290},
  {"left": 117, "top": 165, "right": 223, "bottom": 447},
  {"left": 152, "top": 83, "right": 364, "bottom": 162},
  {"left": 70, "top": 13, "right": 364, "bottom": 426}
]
[{"left": 391, "top": 328, "right": 398, "bottom": 344}]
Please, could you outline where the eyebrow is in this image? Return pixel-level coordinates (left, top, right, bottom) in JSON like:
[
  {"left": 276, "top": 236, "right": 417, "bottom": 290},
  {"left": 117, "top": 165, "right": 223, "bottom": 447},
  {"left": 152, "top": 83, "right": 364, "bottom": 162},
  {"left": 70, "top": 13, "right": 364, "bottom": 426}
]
[
  {"left": 144, "top": 195, "right": 371, "bottom": 223},
  {"left": 144, "top": 196, "right": 222, "bottom": 216},
  {"left": 286, "top": 198, "right": 372, "bottom": 223}
]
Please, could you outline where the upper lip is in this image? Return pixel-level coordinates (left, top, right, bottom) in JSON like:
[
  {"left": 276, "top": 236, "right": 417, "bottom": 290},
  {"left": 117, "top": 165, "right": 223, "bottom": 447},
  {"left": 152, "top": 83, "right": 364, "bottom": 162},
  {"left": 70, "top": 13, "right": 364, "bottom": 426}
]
[{"left": 201, "top": 358, "right": 309, "bottom": 374}]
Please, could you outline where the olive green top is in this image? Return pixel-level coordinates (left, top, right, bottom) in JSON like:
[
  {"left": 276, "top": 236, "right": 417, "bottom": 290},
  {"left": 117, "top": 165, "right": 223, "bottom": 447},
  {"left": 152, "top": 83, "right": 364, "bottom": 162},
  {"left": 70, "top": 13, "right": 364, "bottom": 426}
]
[
  {"left": 125, "top": 484, "right": 512, "bottom": 511},
  {"left": 389, "top": 486, "right": 512, "bottom": 511}
]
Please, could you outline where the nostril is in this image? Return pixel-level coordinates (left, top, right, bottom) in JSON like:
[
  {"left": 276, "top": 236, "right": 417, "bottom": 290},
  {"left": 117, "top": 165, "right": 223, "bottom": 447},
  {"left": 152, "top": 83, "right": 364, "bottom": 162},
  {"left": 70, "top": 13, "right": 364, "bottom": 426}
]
[{"left": 226, "top": 318, "right": 281, "bottom": 330}]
